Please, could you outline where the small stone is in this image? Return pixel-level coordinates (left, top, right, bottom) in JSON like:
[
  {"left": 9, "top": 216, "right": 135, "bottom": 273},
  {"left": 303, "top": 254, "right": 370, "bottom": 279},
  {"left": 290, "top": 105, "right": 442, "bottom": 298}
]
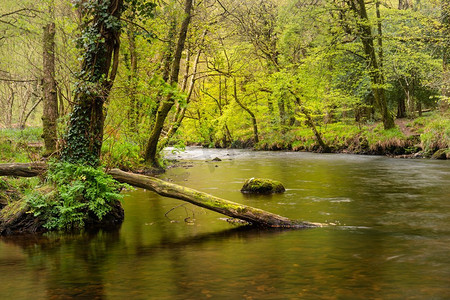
[
  {"left": 212, "top": 157, "right": 222, "bottom": 161},
  {"left": 240, "top": 178, "right": 285, "bottom": 194}
]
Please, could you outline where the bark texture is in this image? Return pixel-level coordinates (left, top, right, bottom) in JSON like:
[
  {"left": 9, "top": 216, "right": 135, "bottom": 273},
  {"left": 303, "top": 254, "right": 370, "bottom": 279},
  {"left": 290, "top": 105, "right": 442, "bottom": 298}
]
[
  {"left": 42, "top": 22, "right": 58, "bottom": 155},
  {"left": 62, "top": 0, "right": 124, "bottom": 166},
  {"left": 0, "top": 162, "right": 47, "bottom": 177}
]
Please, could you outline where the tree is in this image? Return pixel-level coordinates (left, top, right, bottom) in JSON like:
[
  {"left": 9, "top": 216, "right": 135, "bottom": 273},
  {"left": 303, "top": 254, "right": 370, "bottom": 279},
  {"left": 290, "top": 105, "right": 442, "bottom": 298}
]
[
  {"left": 62, "top": 0, "right": 124, "bottom": 166},
  {"left": 0, "top": 4, "right": 41, "bottom": 128},
  {"left": 346, "top": 0, "right": 395, "bottom": 129},
  {"left": 42, "top": 0, "right": 58, "bottom": 155},
  {"left": 442, "top": 0, "right": 450, "bottom": 105},
  {"left": 143, "top": 0, "right": 193, "bottom": 167}
]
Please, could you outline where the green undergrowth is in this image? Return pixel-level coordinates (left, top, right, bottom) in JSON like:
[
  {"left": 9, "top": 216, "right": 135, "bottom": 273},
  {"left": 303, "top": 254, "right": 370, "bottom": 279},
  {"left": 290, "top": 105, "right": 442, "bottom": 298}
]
[
  {"left": 256, "top": 123, "right": 413, "bottom": 155},
  {"left": 102, "top": 134, "right": 144, "bottom": 170},
  {"left": 26, "top": 162, "right": 127, "bottom": 231},
  {"left": 255, "top": 112, "right": 449, "bottom": 157},
  {"left": 0, "top": 127, "right": 43, "bottom": 162},
  {"left": 418, "top": 114, "right": 450, "bottom": 156},
  {"left": 0, "top": 177, "right": 40, "bottom": 208}
]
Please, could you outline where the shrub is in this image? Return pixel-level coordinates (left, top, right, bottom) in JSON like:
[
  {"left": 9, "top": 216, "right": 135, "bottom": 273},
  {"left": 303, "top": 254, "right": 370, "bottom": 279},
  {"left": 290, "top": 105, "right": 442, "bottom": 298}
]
[
  {"left": 420, "top": 116, "right": 450, "bottom": 155},
  {"left": 27, "top": 162, "right": 127, "bottom": 230}
]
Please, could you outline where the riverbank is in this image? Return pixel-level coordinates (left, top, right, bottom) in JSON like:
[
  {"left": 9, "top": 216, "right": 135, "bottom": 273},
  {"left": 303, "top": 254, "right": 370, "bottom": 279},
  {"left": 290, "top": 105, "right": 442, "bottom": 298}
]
[
  {"left": 0, "top": 113, "right": 449, "bottom": 170},
  {"left": 208, "top": 113, "right": 449, "bottom": 160}
]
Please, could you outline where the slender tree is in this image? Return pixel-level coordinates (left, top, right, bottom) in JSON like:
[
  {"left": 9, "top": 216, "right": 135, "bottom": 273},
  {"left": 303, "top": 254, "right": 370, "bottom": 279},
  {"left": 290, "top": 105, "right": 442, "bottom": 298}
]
[
  {"left": 144, "top": 0, "right": 193, "bottom": 166},
  {"left": 443, "top": 0, "right": 450, "bottom": 104},
  {"left": 42, "top": 0, "right": 58, "bottom": 155},
  {"left": 347, "top": 0, "right": 395, "bottom": 129}
]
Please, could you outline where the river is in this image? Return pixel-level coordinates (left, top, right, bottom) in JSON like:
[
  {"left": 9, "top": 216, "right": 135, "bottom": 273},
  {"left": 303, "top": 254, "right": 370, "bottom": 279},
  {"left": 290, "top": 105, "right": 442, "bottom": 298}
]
[{"left": 1, "top": 148, "right": 449, "bottom": 299}]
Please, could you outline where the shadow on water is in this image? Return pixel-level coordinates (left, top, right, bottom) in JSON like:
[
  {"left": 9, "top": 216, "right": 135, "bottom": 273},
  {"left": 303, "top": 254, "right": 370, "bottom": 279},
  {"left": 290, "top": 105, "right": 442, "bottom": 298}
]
[{"left": 133, "top": 225, "right": 295, "bottom": 255}]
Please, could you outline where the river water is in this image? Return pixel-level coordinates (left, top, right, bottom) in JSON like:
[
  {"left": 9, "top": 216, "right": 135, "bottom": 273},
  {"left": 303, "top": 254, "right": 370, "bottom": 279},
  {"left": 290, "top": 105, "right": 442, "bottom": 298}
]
[{"left": 1, "top": 148, "right": 449, "bottom": 299}]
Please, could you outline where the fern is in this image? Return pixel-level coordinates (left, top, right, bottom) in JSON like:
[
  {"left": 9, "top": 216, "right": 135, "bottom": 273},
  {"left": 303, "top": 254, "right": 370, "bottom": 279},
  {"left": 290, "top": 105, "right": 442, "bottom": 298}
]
[{"left": 27, "top": 161, "right": 127, "bottom": 230}]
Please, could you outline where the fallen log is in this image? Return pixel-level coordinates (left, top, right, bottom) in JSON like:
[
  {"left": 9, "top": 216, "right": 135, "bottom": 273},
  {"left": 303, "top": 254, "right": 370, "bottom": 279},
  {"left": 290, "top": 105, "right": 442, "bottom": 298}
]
[
  {"left": 0, "top": 162, "right": 47, "bottom": 177},
  {"left": 0, "top": 163, "right": 318, "bottom": 229},
  {"left": 108, "top": 169, "right": 317, "bottom": 228}
]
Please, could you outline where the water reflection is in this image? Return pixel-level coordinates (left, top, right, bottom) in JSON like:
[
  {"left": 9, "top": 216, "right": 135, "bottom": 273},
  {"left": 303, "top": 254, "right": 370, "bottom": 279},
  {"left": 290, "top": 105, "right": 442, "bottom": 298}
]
[
  {"left": 1, "top": 149, "right": 449, "bottom": 299},
  {"left": 1, "top": 228, "right": 122, "bottom": 299}
]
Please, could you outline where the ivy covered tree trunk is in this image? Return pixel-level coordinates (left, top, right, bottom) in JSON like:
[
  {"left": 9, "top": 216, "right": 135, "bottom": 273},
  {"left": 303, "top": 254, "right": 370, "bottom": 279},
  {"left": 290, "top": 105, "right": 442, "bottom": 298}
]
[
  {"left": 144, "top": 0, "right": 193, "bottom": 167},
  {"left": 62, "top": 0, "right": 124, "bottom": 166},
  {"left": 42, "top": 20, "right": 58, "bottom": 155}
]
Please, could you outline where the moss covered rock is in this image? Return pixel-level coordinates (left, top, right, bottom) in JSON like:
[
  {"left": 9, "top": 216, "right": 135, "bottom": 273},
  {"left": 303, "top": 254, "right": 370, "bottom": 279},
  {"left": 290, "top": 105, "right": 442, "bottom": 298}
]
[{"left": 240, "top": 178, "right": 285, "bottom": 194}]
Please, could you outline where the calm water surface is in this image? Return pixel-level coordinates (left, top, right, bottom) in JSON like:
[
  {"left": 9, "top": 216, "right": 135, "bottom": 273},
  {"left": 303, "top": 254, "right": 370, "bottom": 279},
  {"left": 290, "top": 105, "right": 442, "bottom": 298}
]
[{"left": 1, "top": 148, "right": 449, "bottom": 299}]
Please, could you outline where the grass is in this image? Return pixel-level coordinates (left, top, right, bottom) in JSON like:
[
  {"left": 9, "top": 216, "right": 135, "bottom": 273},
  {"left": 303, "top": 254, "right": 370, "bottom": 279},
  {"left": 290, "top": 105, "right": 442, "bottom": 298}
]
[
  {"left": 419, "top": 113, "right": 450, "bottom": 156},
  {"left": 254, "top": 112, "right": 449, "bottom": 156},
  {"left": 0, "top": 127, "right": 43, "bottom": 163}
]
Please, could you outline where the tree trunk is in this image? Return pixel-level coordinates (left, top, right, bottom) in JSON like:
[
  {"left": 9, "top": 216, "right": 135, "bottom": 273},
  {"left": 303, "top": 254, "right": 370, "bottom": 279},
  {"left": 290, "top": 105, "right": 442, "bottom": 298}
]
[
  {"left": 42, "top": 22, "right": 58, "bottom": 155},
  {"left": 0, "top": 162, "right": 47, "bottom": 177},
  {"left": 6, "top": 84, "right": 14, "bottom": 128},
  {"left": 289, "top": 90, "right": 329, "bottom": 152},
  {"left": 348, "top": 0, "right": 395, "bottom": 130},
  {"left": 442, "top": 0, "right": 450, "bottom": 109},
  {"left": 144, "top": 0, "right": 193, "bottom": 167},
  {"left": 61, "top": 0, "right": 124, "bottom": 166},
  {"left": 126, "top": 15, "right": 139, "bottom": 131},
  {"left": 0, "top": 163, "right": 319, "bottom": 229},
  {"left": 397, "top": 95, "right": 406, "bottom": 118},
  {"left": 233, "top": 78, "right": 259, "bottom": 144},
  {"left": 158, "top": 29, "right": 207, "bottom": 151},
  {"left": 398, "top": 0, "right": 411, "bottom": 10}
]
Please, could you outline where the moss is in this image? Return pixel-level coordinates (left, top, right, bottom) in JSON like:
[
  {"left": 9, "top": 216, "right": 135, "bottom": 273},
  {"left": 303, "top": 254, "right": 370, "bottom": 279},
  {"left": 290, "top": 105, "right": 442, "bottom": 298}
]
[
  {"left": 241, "top": 178, "right": 285, "bottom": 194},
  {"left": 0, "top": 200, "right": 28, "bottom": 222},
  {"left": 431, "top": 149, "right": 448, "bottom": 160}
]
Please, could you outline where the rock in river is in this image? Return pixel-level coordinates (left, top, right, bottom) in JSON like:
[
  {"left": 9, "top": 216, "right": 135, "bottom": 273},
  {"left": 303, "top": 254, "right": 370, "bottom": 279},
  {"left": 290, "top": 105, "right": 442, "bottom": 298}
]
[{"left": 240, "top": 178, "right": 285, "bottom": 194}]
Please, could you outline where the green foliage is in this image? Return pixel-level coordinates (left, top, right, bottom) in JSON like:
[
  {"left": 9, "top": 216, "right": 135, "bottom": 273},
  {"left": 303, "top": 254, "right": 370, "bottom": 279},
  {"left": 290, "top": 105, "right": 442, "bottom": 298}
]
[
  {"left": 61, "top": 104, "right": 101, "bottom": 166},
  {"left": 102, "top": 134, "right": 143, "bottom": 170},
  {"left": 73, "top": 0, "right": 123, "bottom": 82},
  {"left": 420, "top": 115, "right": 450, "bottom": 155},
  {"left": 0, "top": 127, "right": 42, "bottom": 142},
  {"left": 0, "top": 128, "right": 43, "bottom": 162},
  {"left": 27, "top": 162, "right": 126, "bottom": 230},
  {"left": 0, "top": 177, "right": 40, "bottom": 206}
]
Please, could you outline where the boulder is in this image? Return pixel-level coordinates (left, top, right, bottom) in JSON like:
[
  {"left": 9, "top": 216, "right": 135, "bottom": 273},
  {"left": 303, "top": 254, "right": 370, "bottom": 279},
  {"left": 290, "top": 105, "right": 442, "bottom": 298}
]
[{"left": 240, "top": 178, "right": 285, "bottom": 194}]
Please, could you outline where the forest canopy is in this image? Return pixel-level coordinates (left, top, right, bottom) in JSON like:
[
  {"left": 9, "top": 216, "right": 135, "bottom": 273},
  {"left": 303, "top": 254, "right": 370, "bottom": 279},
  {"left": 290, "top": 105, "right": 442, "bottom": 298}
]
[{"left": 0, "top": 0, "right": 449, "bottom": 167}]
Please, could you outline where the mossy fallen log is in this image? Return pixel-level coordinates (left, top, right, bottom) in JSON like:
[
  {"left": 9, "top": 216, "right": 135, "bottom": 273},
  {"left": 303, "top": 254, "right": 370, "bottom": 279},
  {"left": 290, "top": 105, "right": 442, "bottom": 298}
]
[
  {"left": 0, "top": 200, "right": 44, "bottom": 235},
  {"left": 108, "top": 169, "right": 317, "bottom": 228},
  {"left": 0, "top": 163, "right": 319, "bottom": 230}
]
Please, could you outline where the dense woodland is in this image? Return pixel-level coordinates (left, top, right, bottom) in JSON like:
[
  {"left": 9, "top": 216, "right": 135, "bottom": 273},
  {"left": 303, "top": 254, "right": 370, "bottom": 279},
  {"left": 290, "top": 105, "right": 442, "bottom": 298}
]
[
  {"left": 0, "top": 0, "right": 449, "bottom": 232},
  {"left": 1, "top": 0, "right": 449, "bottom": 166}
]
